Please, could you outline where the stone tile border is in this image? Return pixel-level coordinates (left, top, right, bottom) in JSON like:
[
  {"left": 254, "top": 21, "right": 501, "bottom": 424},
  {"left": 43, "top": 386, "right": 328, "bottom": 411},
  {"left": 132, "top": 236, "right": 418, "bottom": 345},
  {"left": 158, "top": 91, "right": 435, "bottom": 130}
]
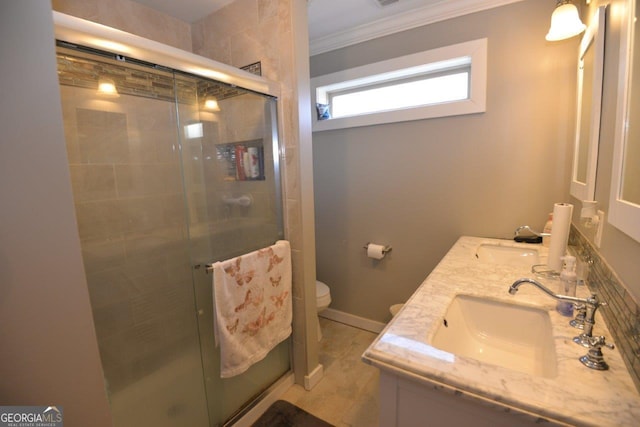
[{"left": 570, "top": 226, "right": 640, "bottom": 392}]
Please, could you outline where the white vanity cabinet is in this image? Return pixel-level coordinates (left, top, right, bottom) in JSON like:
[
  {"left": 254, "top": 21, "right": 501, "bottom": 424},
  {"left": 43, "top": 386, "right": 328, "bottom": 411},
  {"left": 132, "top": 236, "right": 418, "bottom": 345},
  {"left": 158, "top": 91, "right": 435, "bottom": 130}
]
[{"left": 379, "top": 371, "right": 561, "bottom": 427}]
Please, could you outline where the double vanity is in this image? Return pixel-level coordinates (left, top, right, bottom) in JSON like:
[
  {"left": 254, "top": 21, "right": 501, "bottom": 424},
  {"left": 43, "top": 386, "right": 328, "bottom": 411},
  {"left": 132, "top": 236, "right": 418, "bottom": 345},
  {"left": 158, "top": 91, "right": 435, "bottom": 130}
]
[{"left": 363, "top": 236, "right": 640, "bottom": 426}]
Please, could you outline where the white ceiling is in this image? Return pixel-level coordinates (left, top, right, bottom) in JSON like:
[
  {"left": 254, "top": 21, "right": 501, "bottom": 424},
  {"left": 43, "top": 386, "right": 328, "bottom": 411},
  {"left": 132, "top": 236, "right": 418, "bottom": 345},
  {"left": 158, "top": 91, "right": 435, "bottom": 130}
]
[
  {"left": 129, "top": 0, "right": 525, "bottom": 54},
  {"left": 306, "top": 0, "right": 444, "bottom": 41},
  {"left": 129, "top": 0, "right": 444, "bottom": 38}
]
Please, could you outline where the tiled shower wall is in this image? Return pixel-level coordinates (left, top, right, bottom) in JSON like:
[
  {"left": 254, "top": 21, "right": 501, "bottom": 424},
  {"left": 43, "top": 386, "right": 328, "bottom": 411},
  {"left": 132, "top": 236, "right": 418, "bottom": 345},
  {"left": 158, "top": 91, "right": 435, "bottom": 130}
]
[
  {"left": 60, "top": 83, "right": 195, "bottom": 391},
  {"left": 191, "top": 0, "right": 320, "bottom": 381},
  {"left": 570, "top": 226, "right": 640, "bottom": 391},
  {"left": 53, "top": 0, "right": 317, "bottom": 383},
  {"left": 52, "top": 0, "right": 192, "bottom": 50},
  {"left": 58, "top": 50, "right": 280, "bottom": 392}
]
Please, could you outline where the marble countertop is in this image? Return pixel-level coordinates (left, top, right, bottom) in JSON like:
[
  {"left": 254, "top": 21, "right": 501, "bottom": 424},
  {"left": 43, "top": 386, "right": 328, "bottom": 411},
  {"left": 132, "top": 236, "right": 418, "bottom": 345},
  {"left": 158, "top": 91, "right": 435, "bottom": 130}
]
[{"left": 362, "top": 236, "right": 640, "bottom": 426}]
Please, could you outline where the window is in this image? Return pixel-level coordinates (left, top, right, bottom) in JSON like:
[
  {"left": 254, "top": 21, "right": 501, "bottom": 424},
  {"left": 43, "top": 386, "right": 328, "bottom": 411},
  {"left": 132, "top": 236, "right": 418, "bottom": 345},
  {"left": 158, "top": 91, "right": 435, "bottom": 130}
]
[
  {"left": 311, "top": 38, "right": 487, "bottom": 131},
  {"left": 330, "top": 64, "right": 470, "bottom": 118}
]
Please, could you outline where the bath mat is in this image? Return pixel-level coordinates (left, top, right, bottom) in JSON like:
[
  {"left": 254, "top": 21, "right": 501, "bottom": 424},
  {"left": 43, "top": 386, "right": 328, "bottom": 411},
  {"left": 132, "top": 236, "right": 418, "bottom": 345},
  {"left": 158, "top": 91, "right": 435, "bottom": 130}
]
[{"left": 251, "top": 400, "right": 334, "bottom": 427}]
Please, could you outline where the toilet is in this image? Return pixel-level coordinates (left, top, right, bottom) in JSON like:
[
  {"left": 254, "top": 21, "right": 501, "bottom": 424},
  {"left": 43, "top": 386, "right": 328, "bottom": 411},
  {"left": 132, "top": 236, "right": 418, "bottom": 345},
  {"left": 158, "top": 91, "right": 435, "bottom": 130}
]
[{"left": 316, "top": 280, "right": 332, "bottom": 340}]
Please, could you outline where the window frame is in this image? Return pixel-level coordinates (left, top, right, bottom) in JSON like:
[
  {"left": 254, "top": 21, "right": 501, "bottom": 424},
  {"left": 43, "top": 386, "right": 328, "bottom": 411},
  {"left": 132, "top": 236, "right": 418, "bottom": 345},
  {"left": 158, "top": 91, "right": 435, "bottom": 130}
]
[{"left": 311, "top": 38, "right": 487, "bottom": 132}]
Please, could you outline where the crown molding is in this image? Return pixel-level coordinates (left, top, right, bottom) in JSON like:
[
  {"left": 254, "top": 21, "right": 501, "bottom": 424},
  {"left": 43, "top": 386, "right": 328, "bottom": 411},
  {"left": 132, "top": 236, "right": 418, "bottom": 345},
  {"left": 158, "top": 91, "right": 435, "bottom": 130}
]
[{"left": 309, "top": 0, "right": 525, "bottom": 56}]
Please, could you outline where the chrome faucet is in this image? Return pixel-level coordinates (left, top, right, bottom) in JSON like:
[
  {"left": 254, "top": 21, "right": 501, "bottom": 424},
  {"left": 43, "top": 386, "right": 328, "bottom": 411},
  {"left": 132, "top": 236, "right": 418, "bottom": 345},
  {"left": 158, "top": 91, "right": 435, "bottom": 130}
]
[
  {"left": 509, "top": 278, "right": 601, "bottom": 340},
  {"left": 509, "top": 278, "right": 614, "bottom": 370}
]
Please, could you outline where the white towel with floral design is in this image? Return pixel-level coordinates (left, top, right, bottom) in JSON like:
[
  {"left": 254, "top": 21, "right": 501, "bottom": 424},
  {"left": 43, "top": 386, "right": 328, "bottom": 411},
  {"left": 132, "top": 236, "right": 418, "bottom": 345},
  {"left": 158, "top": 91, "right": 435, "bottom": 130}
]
[{"left": 212, "top": 240, "right": 292, "bottom": 378}]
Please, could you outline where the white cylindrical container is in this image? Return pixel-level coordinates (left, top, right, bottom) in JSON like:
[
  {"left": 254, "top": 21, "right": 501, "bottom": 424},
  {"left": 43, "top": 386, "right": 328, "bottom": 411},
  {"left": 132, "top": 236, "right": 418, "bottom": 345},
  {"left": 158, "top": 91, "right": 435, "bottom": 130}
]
[
  {"left": 542, "top": 213, "right": 553, "bottom": 247},
  {"left": 547, "top": 203, "right": 573, "bottom": 272},
  {"left": 556, "top": 256, "right": 577, "bottom": 317}
]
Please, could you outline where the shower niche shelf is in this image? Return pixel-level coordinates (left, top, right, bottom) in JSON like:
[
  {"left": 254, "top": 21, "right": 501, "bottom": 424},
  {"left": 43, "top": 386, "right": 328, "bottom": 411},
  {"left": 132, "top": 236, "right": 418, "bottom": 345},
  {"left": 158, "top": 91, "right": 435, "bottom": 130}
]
[{"left": 216, "top": 139, "right": 266, "bottom": 182}]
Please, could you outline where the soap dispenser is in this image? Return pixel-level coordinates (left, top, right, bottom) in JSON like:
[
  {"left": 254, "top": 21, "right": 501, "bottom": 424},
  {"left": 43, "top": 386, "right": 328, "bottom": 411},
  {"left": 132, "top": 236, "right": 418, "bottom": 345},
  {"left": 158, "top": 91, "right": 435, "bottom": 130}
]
[{"left": 556, "top": 255, "right": 577, "bottom": 317}]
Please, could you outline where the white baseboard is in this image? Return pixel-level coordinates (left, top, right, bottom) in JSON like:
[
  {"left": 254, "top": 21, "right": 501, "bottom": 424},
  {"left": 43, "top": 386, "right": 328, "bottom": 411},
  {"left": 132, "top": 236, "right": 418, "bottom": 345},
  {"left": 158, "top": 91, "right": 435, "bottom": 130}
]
[
  {"left": 320, "top": 308, "right": 386, "bottom": 333},
  {"left": 304, "top": 363, "right": 324, "bottom": 391},
  {"left": 230, "top": 372, "right": 295, "bottom": 427}
]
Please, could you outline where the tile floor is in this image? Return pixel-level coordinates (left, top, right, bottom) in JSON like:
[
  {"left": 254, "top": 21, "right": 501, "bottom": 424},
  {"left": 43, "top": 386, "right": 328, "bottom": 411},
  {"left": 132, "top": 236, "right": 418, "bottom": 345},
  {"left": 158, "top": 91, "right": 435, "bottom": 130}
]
[{"left": 280, "top": 318, "right": 380, "bottom": 427}]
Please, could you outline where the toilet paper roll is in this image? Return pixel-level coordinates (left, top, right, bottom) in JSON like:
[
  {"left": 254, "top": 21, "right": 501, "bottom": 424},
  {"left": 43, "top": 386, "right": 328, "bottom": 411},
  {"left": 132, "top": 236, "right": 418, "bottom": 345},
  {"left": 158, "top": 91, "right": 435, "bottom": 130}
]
[
  {"left": 367, "top": 243, "right": 386, "bottom": 260},
  {"left": 547, "top": 203, "right": 573, "bottom": 272}
]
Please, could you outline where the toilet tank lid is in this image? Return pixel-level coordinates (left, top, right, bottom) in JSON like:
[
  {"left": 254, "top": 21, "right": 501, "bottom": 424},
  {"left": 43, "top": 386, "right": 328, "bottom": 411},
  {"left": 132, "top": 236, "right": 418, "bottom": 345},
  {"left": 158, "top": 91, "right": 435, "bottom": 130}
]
[{"left": 316, "top": 280, "right": 330, "bottom": 296}]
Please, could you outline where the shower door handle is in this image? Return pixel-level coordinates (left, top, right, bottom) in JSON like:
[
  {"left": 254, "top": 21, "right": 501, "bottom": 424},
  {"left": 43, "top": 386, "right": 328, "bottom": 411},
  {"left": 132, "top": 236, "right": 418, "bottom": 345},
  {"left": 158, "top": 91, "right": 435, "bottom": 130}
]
[{"left": 193, "top": 264, "right": 214, "bottom": 274}]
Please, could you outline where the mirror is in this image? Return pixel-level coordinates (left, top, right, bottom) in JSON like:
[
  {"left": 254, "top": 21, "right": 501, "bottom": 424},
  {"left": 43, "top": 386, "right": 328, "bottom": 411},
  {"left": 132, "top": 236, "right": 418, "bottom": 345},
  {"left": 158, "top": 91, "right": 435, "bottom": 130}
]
[
  {"left": 570, "top": 6, "right": 606, "bottom": 201},
  {"left": 610, "top": 0, "right": 640, "bottom": 242}
]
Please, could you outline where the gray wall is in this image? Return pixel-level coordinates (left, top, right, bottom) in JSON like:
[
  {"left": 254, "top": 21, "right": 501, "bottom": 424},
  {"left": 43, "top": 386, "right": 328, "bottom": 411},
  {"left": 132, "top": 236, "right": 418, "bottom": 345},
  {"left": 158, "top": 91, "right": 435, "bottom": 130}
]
[
  {"left": 0, "top": 2, "right": 113, "bottom": 425},
  {"left": 572, "top": 0, "right": 640, "bottom": 302},
  {"left": 311, "top": 0, "right": 579, "bottom": 322}
]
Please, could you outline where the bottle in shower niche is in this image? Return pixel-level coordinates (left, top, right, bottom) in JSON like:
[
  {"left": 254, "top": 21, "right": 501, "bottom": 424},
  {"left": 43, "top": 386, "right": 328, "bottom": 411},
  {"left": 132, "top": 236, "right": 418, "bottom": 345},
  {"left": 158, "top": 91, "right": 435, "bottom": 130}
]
[{"left": 556, "top": 255, "right": 577, "bottom": 317}]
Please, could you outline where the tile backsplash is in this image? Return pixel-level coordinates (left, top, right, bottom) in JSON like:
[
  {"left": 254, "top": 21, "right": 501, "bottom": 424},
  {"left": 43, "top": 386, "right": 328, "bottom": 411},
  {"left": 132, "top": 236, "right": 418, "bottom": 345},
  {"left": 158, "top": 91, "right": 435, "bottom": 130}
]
[
  {"left": 570, "top": 226, "right": 640, "bottom": 392},
  {"left": 57, "top": 45, "right": 261, "bottom": 105}
]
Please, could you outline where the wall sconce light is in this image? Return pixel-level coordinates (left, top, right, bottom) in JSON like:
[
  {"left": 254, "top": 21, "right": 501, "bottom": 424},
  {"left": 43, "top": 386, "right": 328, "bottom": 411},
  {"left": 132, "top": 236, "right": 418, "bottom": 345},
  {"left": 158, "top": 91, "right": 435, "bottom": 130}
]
[
  {"left": 204, "top": 97, "right": 220, "bottom": 111},
  {"left": 97, "top": 78, "right": 119, "bottom": 97},
  {"left": 546, "top": 0, "right": 587, "bottom": 41}
]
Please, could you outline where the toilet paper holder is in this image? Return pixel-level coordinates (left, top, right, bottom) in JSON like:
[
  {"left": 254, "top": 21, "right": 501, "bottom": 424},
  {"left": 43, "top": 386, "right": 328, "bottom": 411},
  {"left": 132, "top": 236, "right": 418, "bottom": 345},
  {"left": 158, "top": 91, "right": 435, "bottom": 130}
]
[{"left": 363, "top": 243, "right": 392, "bottom": 254}]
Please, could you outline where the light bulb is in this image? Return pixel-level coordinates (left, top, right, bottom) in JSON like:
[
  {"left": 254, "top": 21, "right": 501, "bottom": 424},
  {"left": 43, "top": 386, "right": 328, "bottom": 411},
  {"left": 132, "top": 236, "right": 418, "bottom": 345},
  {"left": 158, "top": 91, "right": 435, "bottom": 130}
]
[
  {"left": 204, "top": 98, "right": 220, "bottom": 111},
  {"left": 546, "top": 1, "right": 586, "bottom": 41},
  {"left": 97, "top": 78, "right": 119, "bottom": 97}
]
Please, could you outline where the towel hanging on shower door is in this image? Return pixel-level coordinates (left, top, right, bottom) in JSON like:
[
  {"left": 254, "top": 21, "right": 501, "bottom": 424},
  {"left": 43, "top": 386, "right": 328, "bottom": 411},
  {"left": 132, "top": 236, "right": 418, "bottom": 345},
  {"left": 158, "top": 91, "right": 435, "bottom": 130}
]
[{"left": 212, "top": 240, "right": 292, "bottom": 378}]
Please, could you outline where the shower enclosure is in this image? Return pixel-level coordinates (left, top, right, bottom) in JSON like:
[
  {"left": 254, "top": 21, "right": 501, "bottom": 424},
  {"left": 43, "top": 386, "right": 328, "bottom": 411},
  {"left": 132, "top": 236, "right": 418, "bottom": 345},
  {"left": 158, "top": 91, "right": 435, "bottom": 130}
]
[{"left": 56, "top": 44, "right": 289, "bottom": 426}]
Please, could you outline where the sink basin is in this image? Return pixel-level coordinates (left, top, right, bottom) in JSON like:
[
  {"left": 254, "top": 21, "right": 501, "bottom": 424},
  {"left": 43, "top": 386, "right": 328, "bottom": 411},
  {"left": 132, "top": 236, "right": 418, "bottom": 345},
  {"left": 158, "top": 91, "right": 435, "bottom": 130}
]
[
  {"left": 431, "top": 294, "right": 557, "bottom": 378},
  {"left": 475, "top": 243, "right": 540, "bottom": 266}
]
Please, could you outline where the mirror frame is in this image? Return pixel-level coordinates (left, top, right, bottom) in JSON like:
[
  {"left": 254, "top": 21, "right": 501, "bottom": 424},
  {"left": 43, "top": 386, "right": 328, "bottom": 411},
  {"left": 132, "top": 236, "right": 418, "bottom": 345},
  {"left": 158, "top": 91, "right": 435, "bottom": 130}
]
[
  {"left": 610, "top": 0, "right": 640, "bottom": 242},
  {"left": 570, "top": 6, "right": 606, "bottom": 201}
]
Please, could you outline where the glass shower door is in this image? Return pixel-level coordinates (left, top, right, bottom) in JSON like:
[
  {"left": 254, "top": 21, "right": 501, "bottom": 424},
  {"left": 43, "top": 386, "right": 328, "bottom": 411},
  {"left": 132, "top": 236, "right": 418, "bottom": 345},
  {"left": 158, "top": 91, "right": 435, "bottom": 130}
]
[
  {"left": 57, "top": 50, "right": 210, "bottom": 426},
  {"left": 174, "top": 73, "right": 289, "bottom": 425},
  {"left": 57, "top": 46, "right": 290, "bottom": 427}
]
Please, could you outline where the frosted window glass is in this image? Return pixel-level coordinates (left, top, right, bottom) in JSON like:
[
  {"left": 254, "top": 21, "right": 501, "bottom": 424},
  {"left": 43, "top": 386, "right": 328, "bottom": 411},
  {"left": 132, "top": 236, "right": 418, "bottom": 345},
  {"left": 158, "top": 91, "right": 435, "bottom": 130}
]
[{"left": 331, "top": 72, "right": 469, "bottom": 118}]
